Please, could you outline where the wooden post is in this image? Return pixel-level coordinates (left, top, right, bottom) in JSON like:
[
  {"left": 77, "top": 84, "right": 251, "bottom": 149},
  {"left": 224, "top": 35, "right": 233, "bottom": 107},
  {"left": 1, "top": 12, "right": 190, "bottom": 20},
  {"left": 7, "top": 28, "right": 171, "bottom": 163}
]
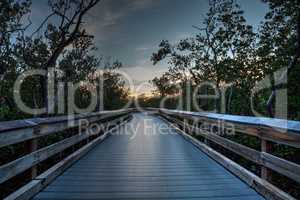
[
  {"left": 203, "top": 123, "right": 210, "bottom": 146},
  {"left": 204, "top": 137, "right": 209, "bottom": 146},
  {"left": 261, "top": 139, "right": 273, "bottom": 181},
  {"left": 26, "top": 139, "right": 38, "bottom": 179},
  {"left": 183, "top": 119, "right": 188, "bottom": 133}
]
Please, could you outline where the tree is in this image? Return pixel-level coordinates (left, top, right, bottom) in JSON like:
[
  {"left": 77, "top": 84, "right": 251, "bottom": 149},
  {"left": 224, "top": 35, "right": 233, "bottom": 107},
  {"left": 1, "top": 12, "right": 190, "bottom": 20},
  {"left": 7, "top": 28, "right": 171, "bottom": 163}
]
[
  {"left": 151, "top": 0, "right": 258, "bottom": 113},
  {"left": 31, "top": 0, "right": 102, "bottom": 113},
  {"left": 152, "top": 73, "right": 179, "bottom": 97},
  {"left": 0, "top": 0, "right": 31, "bottom": 117},
  {"left": 57, "top": 36, "right": 99, "bottom": 113},
  {"left": 88, "top": 60, "right": 130, "bottom": 111},
  {"left": 0, "top": 0, "right": 128, "bottom": 120},
  {"left": 59, "top": 37, "right": 99, "bottom": 84},
  {"left": 258, "top": 0, "right": 300, "bottom": 119},
  {"left": 13, "top": 37, "right": 50, "bottom": 112}
]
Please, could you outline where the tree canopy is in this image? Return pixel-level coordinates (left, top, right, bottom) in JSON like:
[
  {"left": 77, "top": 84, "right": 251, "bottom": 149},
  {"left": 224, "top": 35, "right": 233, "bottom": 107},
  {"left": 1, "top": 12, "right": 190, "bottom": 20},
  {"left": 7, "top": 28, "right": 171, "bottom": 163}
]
[{"left": 149, "top": 0, "right": 300, "bottom": 120}]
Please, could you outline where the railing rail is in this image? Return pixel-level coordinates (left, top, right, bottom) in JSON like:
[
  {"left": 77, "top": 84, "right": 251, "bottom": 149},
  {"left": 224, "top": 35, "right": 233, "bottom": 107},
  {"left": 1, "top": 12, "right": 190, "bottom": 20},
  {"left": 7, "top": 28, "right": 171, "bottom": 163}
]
[
  {"left": 1, "top": 108, "right": 299, "bottom": 200},
  {"left": 0, "top": 109, "right": 132, "bottom": 148},
  {"left": 0, "top": 109, "right": 134, "bottom": 186},
  {"left": 159, "top": 108, "right": 300, "bottom": 147},
  {"left": 152, "top": 108, "right": 300, "bottom": 200}
]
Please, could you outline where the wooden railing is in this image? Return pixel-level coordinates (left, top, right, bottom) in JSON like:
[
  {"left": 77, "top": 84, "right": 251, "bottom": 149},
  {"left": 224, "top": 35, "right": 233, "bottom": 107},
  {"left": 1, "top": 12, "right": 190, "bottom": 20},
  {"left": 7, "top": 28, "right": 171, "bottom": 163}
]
[
  {"left": 154, "top": 108, "right": 300, "bottom": 200},
  {"left": 1, "top": 108, "right": 299, "bottom": 200},
  {"left": 0, "top": 109, "right": 134, "bottom": 199}
]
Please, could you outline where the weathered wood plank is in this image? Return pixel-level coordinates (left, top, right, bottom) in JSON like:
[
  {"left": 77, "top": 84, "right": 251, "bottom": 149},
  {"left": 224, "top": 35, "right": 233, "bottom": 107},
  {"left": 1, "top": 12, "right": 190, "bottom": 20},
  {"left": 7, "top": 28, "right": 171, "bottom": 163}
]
[
  {"left": 162, "top": 114, "right": 300, "bottom": 184},
  {"left": 161, "top": 114, "right": 261, "bottom": 163},
  {"left": 161, "top": 117, "right": 296, "bottom": 200},
  {"left": 2, "top": 110, "right": 299, "bottom": 200},
  {"left": 33, "top": 190, "right": 260, "bottom": 199},
  {"left": 44, "top": 183, "right": 249, "bottom": 192},
  {"left": 0, "top": 116, "right": 129, "bottom": 184},
  {"left": 159, "top": 109, "right": 300, "bottom": 148},
  {"left": 261, "top": 152, "right": 300, "bottom": 183},
  {"left": 0, "top": 131, "right": 90, "bottom": 184},
  {"left": 4, "top": 180, "right": 42, "bottom": 200},
  {"left": 4, "top": 117, "right": 132, "bottom": 200},
  {"left": 0, "top": 110, "right": 131, "bottom": 148},
  {"left": 30, "top": 114, "right": 264, "bottom": 200},
  {"left": 0, "top": 127, "right": 36, "bottom": 148},
  {"left": 159, "top": 109, "right": 300, "bottom": 132}
]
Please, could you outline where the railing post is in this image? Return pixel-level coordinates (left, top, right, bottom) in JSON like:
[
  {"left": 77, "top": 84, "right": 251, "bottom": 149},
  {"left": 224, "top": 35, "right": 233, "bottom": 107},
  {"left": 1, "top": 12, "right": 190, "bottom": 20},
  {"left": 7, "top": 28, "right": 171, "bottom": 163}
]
[
  {"left": 26, "top": 139, "right": 38, "bottom": 179},
  {"left": 261, "top": 138, "right": 272, "bottom": 181},
  {"left": 183, "top": 118, "right": 188, "bottom": 133},
  {"left": 203, "top": 122, "right": 210, "bottom": 146}
]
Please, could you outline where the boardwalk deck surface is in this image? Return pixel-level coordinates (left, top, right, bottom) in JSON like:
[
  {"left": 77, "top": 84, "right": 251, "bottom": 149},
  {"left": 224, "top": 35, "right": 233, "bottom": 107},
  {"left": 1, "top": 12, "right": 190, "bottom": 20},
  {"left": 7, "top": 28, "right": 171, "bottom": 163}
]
[{"left": 34, "top": 113, "right": 265, "bottom": 200}]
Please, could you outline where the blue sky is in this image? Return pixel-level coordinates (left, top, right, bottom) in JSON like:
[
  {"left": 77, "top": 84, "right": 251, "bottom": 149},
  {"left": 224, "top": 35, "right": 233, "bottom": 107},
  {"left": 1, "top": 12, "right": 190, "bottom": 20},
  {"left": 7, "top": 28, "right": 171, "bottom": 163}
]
[{"left": 31, "top": 0, "right": 269, "bottom": 94}]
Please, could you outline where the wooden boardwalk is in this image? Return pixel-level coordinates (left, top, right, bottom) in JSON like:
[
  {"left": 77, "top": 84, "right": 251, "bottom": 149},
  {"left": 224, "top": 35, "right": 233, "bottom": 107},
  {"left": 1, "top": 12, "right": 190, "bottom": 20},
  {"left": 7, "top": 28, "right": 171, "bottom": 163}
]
[{"left": 33, "top": 113, "right": 264, "bottom": 200}]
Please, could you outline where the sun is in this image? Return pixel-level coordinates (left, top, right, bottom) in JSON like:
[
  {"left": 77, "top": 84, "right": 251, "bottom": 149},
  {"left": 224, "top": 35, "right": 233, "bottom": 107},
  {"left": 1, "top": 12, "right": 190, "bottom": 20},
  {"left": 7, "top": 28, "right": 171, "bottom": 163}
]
[{"left": 129, "top": 91, "right": 154, "bottom": 98}]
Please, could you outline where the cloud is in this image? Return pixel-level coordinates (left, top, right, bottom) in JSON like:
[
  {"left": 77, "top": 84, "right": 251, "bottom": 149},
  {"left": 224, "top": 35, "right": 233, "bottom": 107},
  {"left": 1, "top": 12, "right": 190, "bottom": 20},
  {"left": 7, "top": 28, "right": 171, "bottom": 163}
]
[
  {"left": 135, "top": 44, "right": 157, "bottom": 52},
  {"left": 121, "top": 62, "right": 167, "bottom": 81},
  {"left": 85, "top": 0, "right": 159, "bottom": 40},
  {"left": 136, "top": 47, "right": 151, "bottom": 52},
  {"left": 126, "top": 0, "right": 158, "bottom": 11}
]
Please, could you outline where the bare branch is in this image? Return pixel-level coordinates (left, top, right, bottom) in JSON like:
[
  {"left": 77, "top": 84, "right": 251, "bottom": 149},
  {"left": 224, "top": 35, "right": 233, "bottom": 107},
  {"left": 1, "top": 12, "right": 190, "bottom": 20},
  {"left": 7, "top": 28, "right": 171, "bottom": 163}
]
[
  {"left": 44, "top": 0, "right": 102, "bottom": 68},
  {"left": 30, "top": 12, "right": 56, "bottom": 37}
]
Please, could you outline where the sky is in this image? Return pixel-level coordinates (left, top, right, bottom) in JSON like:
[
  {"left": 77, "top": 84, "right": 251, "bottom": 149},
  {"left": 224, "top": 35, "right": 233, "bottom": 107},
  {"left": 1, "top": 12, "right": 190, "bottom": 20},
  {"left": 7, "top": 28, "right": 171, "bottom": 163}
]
[{"left": 31, "top": 0, "right": 269, "bottom": 95}]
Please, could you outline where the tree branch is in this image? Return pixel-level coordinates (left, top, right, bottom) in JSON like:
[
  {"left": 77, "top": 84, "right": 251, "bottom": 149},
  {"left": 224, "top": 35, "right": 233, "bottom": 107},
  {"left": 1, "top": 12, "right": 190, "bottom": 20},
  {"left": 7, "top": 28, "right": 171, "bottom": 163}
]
[{"left": 30, "top": 13, "right": 56, "bottom": 37}]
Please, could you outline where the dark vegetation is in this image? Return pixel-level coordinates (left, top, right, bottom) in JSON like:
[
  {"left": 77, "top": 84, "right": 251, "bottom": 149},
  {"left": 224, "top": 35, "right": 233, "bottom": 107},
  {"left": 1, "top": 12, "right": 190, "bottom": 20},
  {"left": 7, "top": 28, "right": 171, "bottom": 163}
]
[
  {"left": 146, "top": 0, "right": 300, "bottom": 121},
  {"left": 0, "top": 0, "right": 130, "bottom": 122}
]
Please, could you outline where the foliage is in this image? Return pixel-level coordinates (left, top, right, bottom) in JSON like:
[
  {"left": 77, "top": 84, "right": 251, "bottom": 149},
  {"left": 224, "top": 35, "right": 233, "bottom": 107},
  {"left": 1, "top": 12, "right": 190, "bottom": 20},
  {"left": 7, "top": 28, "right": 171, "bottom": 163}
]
[
  {"left": 258, "top": 0, "right": 300, "bottom": 120},
  {"left": 149, "top": 0, "right": 300, "bottom": 119},
  {"left": 152, "top": 73, "right": 179, "bottom": 97},
  {"left": 150, "top": 0, "right": 263, "bottom": 114},
  {"left": 0, "top": 0, "right": 31, "bottom": 115},
  {"left": 0, "top": 1, "right": 130, "bottom": 121}
]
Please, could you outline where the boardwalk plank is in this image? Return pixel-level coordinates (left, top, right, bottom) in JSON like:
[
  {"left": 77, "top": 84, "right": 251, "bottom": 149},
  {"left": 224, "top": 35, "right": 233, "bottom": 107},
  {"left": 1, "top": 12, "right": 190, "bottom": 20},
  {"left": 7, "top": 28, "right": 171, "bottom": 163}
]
[{"left": 34, "top": 113, "right": 264, "bottom": 200}]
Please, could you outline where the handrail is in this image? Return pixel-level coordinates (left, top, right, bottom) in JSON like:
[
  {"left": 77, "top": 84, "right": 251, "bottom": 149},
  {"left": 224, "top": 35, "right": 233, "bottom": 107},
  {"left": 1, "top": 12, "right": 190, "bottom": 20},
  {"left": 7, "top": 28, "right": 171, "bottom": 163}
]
[
  {"left": 0, "top": 109, "right": 133, "bottom": 148},
  {"left": 0, "top": 109, "right": 133, "bottom": 133},
  {"left": 2, "top": 108, "right": 299, "bottom": 200},
  {"left": 0, "top": 109, "right": 134, "bottom": 186},
  {"left": 153, "top": 108, "right": 300, "bottom": 200},
  {"left": 159, "top": 108, "right": 300, "bottom": 148},
  {"left": 159, "top": 109, "right": 300, "bottom": 133}
]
